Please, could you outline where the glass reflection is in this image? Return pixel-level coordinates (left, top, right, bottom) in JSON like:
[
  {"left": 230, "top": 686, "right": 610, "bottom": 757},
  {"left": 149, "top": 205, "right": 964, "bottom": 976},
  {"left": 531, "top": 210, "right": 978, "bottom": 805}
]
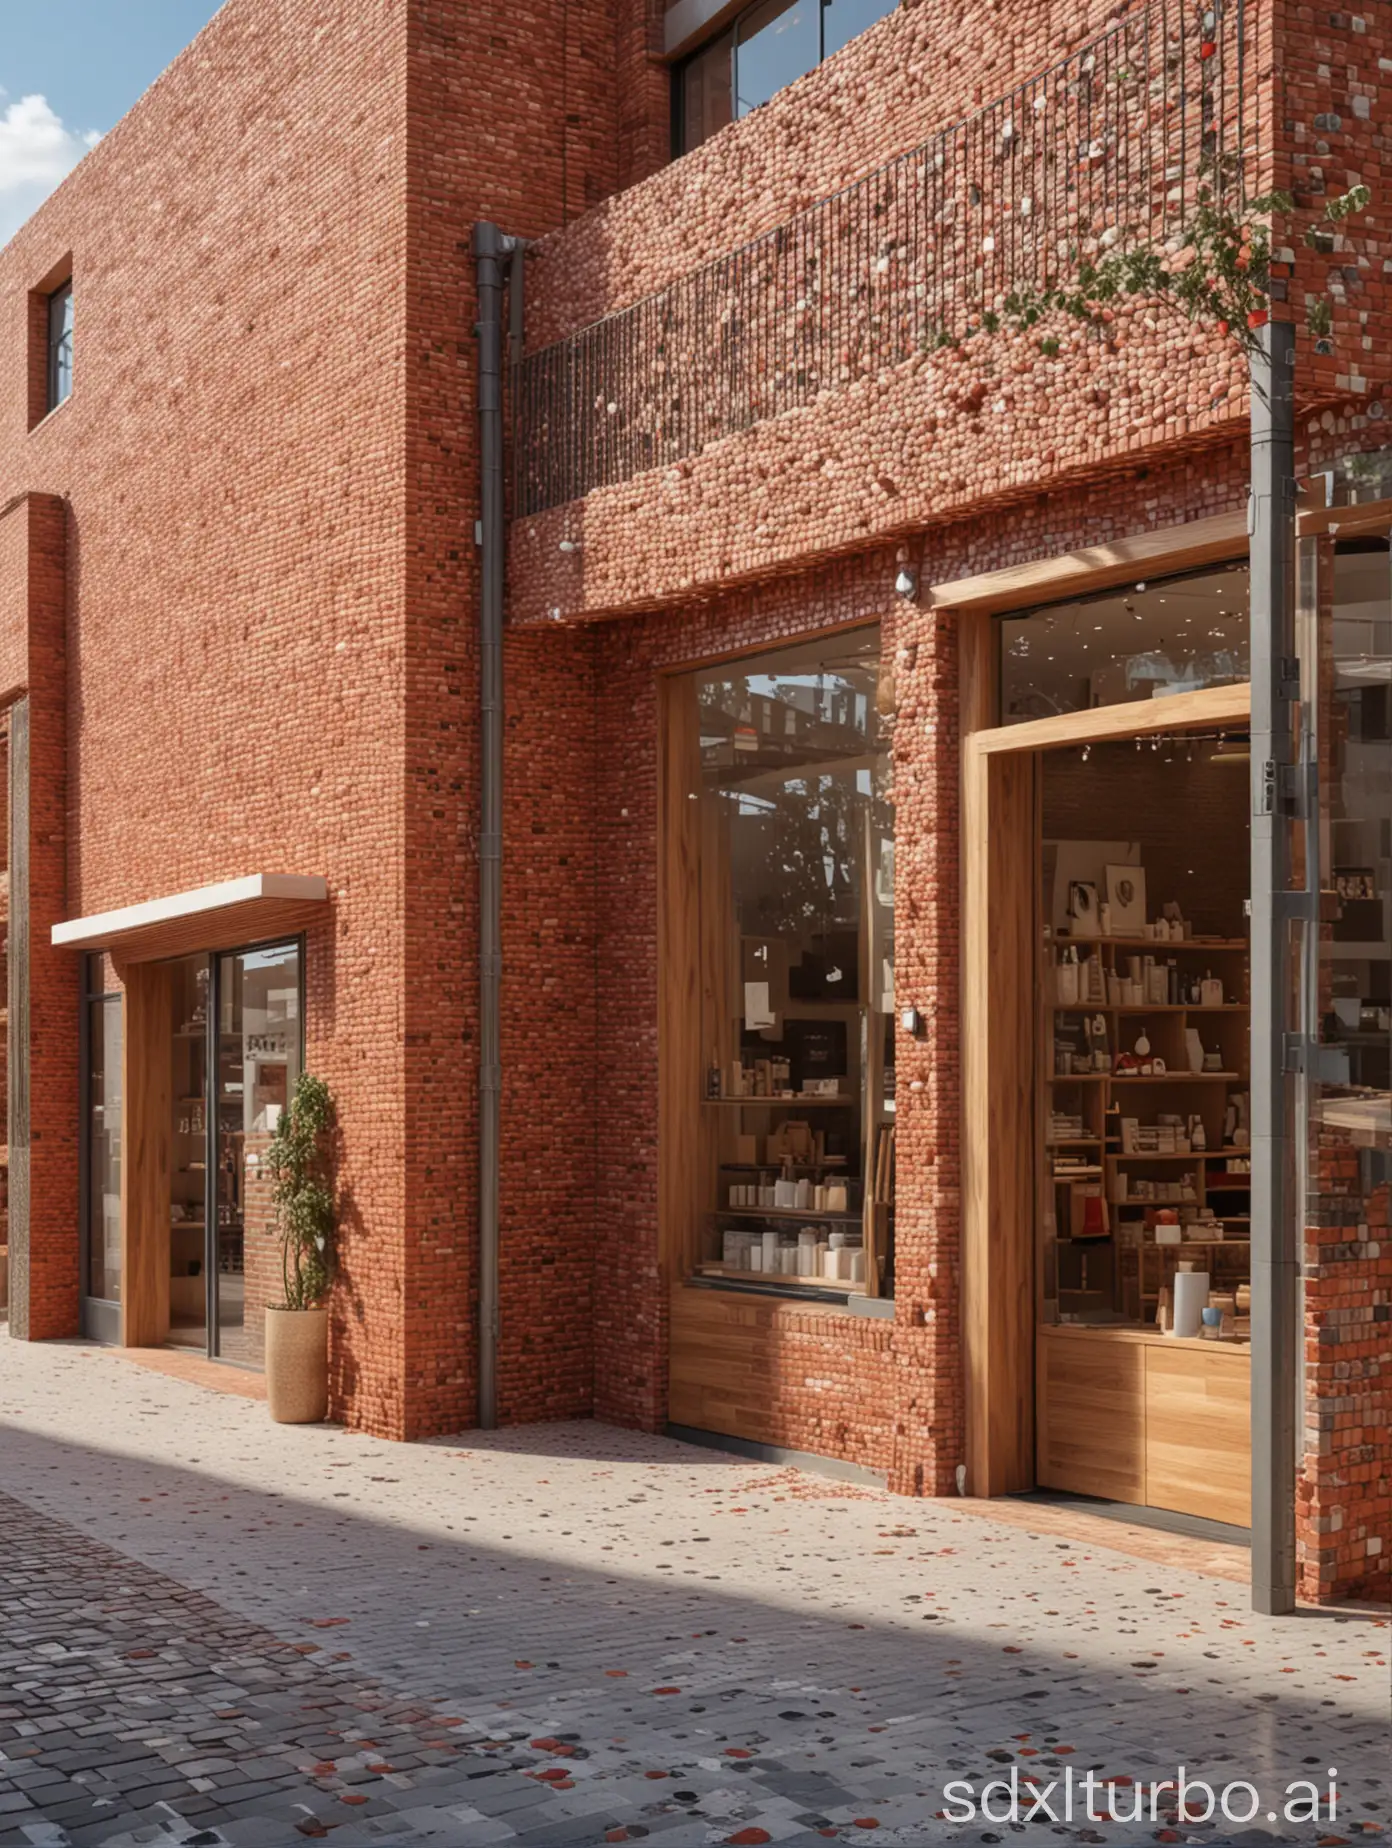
[
  {"left": 822, "top": 0, "right": 896, "bottom": 56},
  {"left": 1308, "top": 541, "right": 1392, "bottom": 1162},
  {"left": 168, "top": 955, "right": 210, "bottom": 1349},
  {"left": 675, "top": 0, "right": 899, "bottom": 155},
  {"left": 734, "top": 0, "right": 820, "bottom": 117},
  {"left": 216, "top": 942, "right": 302, "bottom": 1364},
  {"left": 999, "top": 562, "right": 1251, "bottom": 723},
  {"left": 687, "top": 628, "right": 895, "bottom": 1299},
  {"left": 681, "top": 30, "right": 733, "bottom": 152}
]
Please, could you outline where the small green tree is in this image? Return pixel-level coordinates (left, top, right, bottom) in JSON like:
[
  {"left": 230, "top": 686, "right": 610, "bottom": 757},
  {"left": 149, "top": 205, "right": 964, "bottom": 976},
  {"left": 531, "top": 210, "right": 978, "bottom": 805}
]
[{"left": 266, "top": 1072, "right": 336, "bottom": 1311}]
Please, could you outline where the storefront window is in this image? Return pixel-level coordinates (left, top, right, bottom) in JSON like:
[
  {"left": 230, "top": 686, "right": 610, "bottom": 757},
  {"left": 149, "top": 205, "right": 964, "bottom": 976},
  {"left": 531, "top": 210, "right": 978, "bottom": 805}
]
[
  {"left": 677, "top": 627, "right": 894, "bottom": 1300},
  {"left": 1000, "top": 561, "right": 1251, "bottom": 723},
  {"left": 83, "top": 959, "right": 122, "bottom": 1305}
]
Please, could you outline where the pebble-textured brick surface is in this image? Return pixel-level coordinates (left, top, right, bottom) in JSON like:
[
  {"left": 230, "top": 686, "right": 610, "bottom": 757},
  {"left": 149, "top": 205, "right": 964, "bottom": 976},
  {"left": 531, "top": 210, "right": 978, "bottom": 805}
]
[
  {"left": 511, "top": 0, "right": 1390, "bottom": 626},
  {"left": 0, "top": 0, "right": 1386, "bottom": 1608}
]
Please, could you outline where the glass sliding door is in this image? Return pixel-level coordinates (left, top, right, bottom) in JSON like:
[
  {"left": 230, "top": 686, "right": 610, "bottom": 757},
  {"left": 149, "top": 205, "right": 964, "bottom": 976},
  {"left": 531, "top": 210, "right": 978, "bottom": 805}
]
[
  {"left": 213, "top": 942, "right": 302, "bottom": 1364},
  {"left": 80, "top": 955, "right": 122, "bottom": 1343},
  {"left": 167, "top": 955, "right": 211, "bottom": 1349},
  {"left": 126, "top": 938, "right": 304, "bottom": 1363}
]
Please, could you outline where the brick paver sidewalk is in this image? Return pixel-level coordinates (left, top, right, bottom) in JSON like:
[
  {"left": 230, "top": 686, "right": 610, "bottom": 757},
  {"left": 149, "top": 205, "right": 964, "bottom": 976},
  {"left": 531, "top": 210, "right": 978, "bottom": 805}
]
[{"left": 0, "top": 1331, "right": 1386, "bottom": 1846}]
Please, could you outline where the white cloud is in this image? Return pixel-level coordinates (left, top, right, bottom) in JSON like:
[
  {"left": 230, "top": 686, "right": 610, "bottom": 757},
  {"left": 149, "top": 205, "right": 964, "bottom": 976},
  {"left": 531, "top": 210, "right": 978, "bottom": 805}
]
[{"left": 0, "top": 89, "right": 102, "bottom": 246}]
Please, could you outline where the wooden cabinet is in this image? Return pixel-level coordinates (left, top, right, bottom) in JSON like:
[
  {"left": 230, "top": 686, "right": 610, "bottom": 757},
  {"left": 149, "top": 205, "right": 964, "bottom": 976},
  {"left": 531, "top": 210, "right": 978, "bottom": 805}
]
[{"left": 1037, "top": 1325, "right": 1251, "bottom": 1527}]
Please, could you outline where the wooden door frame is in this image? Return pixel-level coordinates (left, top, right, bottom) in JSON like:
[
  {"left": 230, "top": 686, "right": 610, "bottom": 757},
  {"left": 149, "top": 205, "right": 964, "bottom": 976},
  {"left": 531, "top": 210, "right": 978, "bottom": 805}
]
[{"left": 960, "top": 661, "right": 1253, "bottom": 1495}]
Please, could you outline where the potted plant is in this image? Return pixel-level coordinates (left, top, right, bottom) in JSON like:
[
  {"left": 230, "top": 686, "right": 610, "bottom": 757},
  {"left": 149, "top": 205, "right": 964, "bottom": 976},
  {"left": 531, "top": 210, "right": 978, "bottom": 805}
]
[{"left": 264, "top": 1072, "right": 336, "bottom": 1423}]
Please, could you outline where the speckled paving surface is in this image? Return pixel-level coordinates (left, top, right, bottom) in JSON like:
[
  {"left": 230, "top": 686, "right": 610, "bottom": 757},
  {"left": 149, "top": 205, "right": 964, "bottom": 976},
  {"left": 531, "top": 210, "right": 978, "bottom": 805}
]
[{"left": 0, "top": 1332, "right": 1386, "bottom": 1847}]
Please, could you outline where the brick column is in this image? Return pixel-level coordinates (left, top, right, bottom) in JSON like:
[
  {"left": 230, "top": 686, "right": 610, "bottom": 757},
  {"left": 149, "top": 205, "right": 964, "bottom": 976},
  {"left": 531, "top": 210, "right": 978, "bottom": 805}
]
[
  {"left": 2, "top": 493, "right": 79, "bottom": 1341},
  {"left": 889, "top": 601, "right": 964, "bottom": 1496}
]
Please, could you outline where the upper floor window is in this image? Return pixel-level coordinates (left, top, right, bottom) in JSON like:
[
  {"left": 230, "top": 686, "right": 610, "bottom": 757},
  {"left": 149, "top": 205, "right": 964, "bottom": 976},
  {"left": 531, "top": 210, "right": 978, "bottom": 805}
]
[
  {"left": 47, "top": 281, "right": 73, "bottom": 411},
  {"left": 675, "top": 0, "right": 897, "bottom": 156}
]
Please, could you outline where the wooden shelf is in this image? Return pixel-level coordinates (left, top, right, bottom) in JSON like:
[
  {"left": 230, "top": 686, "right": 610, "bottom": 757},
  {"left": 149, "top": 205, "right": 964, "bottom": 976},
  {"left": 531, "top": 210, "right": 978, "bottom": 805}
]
[
  {"left": 1150, "top": 1236, "right": 1251, "bottom": 1246},
  {"left": 1052, "top": 1004, "right": 1248, "bottom": 1014},
  {"left": 1060, "top": 936, "right": 1249, "bottom": 950},
  {"left": 696, "top": 1263, "right": 865, "bottom": 1293},
  {"left": 702, "top": 1094, "right": 855, "bottom": 1107},
  {"left": 1109, "top": 1150, "right": 1208, "bottom": 1162},
  {"left": 715, "top": 1205, "right": 862, "bottom": 1223},
  {"left": 1051, "top": 1071, "right": 1242, "bottom": 1084}
]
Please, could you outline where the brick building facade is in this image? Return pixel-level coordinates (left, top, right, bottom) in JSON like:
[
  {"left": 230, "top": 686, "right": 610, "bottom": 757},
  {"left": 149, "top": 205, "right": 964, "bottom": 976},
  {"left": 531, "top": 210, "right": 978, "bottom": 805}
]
[{"left": 1, "top": 0, "right": 1388, "bottom": 1605}]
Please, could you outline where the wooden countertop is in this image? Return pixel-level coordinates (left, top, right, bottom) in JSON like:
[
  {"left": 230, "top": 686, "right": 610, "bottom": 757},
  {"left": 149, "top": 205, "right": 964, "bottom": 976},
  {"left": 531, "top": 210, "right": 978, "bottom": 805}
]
[{"left": 1040, "top": 1321, "right": 1250, "bottom": 1357}]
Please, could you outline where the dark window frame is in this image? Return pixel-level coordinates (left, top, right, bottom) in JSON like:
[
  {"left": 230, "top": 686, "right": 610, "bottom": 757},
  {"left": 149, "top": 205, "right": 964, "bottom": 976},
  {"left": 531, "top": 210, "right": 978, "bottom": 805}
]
[{"left": 47, "top": 279, "right": 73, "bottom": 412}]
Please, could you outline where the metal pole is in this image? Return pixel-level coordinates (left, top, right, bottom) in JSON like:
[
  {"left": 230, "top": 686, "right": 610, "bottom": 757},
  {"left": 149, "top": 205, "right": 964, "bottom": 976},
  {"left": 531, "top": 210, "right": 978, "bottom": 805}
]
[
  {"left": 1249, "top": 316, "right": 1298, "bottom": 1615},
  {"left": 474, "top": 221, "right": 517, "bottom": 1432}
]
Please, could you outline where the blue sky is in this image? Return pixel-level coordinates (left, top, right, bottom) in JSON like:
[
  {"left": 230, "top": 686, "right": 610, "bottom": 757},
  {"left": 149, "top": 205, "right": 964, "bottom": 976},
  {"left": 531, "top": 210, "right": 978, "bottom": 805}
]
[{"left": 1, "top": 2, "right": 225, "bottom": 243}]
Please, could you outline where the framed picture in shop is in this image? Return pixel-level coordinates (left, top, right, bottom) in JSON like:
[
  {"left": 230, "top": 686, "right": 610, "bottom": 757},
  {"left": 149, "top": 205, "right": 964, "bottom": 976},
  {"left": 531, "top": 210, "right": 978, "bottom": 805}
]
[
  {"left": 1067, "top": 879, "right": 1100, "bottom": 937},
  {"left": 1105, "top": 864, "right": 1147, "bottom": 936}
]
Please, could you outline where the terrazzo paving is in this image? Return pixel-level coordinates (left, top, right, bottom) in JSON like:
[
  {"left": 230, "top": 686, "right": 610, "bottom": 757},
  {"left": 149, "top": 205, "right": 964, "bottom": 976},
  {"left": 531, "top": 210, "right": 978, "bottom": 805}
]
[{"left": 0, "top": 1331, "right": 1386, "bottom": 1847}]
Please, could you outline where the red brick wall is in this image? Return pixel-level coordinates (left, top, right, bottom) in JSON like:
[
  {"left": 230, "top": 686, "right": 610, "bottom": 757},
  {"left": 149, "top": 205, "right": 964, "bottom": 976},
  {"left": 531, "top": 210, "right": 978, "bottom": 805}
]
[
  {"left": 496, "top": 626, "right": 599, "bottom": 1424},
  {"left": 0, "top": 0, "right": 663, "bottom": 1433},
  {"left": 0, "top": 0, "right": 419, "bottom": 1419},
  {"left": 1301, "top": 1160, "right": 1392, "bottom": 1604},
  {"left": 0, "top": 495, "right": 79, "bottom": 1341},
  {"left": 395, "top": 0, "right": 640, "bottom": 1436},
  {"left": 21, "top": 495, "right": 79, "bottom": 1342},
  {"left": 0, "top": 0, "right": 1385, "bottom": 1612}
]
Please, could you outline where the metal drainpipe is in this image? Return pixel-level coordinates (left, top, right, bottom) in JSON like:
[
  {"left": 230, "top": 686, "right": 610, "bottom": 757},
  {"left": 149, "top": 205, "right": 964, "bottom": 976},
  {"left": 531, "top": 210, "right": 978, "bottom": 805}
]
[
  {"left": 1248, "top": 317, "right": 1298, "bottom": 1615},
  {"left": 473, "top": 221, "right": 521, "bottom": 1431}
]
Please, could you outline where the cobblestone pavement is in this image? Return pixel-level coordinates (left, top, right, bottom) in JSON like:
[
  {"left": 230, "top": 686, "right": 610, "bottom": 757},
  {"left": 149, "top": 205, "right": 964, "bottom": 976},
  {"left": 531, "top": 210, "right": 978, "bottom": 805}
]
[{"left": 0, "top": 1333, "right": 1386, "bottom": 1847}]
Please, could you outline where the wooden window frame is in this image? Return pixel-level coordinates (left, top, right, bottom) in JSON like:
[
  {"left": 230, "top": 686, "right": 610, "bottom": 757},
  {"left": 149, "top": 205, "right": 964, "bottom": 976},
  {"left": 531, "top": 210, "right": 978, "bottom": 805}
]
[{"left": 953, "top": 519, "right": 1254, "bottom": 1496}]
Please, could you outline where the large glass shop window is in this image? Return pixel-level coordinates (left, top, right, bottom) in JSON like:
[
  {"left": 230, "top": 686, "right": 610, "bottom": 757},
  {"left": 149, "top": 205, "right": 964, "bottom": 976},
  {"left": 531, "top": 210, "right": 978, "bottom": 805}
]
[
  {"left": 688, "top": 627, "right": 895, "bottom": 1299},
  {"left": 1000, "top": 561, "right": 1251, "bottom": 723}
]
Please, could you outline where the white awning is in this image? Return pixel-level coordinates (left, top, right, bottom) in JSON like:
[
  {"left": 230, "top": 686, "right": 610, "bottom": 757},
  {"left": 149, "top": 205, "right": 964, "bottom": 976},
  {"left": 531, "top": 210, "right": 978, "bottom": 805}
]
[{"left": 52, "top": 874, "right": 329, "bottom": 961}]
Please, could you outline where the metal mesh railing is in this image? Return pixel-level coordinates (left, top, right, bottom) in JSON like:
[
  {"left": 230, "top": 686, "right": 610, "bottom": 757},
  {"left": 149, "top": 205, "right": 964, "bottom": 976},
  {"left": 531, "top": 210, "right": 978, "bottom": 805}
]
[{"left": 514, "top": 0, "right": 1256, "bottom": 515}]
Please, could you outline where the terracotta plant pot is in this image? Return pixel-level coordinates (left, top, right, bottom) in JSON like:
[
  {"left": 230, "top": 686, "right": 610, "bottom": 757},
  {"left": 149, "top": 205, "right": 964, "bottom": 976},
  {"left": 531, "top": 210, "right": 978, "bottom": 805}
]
[{"left": 265, "top": 1306, "right": 329, "bottom": 1424}]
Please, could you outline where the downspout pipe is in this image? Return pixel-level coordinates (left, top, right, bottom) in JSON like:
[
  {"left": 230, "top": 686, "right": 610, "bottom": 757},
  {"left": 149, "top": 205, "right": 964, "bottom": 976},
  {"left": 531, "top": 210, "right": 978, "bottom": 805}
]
[
  {"left": 1248, "top": 318, "right": 1298, "bottom": 1615},
  {"left": 473, "top": 220, "right": 521, "bottom": 1431}
]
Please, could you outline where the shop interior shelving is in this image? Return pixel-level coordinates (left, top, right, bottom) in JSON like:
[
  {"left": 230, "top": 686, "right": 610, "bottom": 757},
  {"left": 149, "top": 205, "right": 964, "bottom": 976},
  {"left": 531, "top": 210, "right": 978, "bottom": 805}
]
[{"left": 1043, "top": 936, "right": 1251, "bottom": 1335}]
